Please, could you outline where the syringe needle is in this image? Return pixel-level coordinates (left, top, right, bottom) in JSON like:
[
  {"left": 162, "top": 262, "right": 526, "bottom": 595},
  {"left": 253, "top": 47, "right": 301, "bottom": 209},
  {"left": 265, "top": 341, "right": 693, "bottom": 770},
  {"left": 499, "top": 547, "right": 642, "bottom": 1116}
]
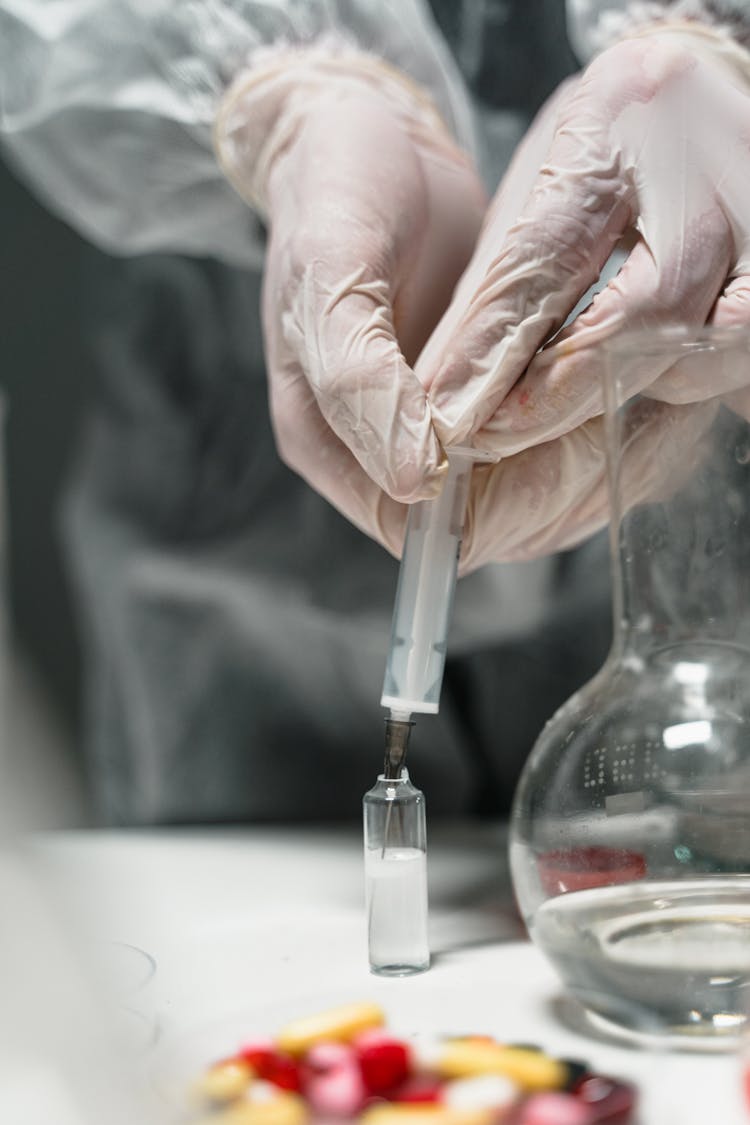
[{"left": 382, "top": 716, "right": 413, "bottom": 858}]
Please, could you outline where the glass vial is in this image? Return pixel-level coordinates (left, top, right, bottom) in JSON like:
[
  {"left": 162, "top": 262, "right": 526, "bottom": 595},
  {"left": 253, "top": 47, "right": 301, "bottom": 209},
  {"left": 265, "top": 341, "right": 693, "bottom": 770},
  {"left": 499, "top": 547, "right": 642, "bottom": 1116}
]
[{"left": 363, "top": 769, "right": 429, "bottom": 976}]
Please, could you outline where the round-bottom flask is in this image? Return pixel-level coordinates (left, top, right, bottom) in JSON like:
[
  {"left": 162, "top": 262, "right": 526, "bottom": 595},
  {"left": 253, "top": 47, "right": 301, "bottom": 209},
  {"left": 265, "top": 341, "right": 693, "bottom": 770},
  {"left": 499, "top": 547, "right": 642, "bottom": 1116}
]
[
  {"left": 510, "top": 327, "right": 750, "bottom": 1047},
  {"left": 363, "top": 770, "right": 429, "bottom": 976}
]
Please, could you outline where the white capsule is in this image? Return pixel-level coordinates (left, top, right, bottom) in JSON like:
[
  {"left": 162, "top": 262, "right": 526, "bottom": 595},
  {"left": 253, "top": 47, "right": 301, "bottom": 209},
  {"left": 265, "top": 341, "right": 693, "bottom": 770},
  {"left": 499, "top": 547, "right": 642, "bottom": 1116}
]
[
  {"left": 408, "top": 1033, "right": 445, "bottom": 1072},
  {"left": 443, "top": 1075, "right": 518, "bottom": 1111},
  {"left": 250, "top": 1082, "right": 283, "bottom": 1103}
]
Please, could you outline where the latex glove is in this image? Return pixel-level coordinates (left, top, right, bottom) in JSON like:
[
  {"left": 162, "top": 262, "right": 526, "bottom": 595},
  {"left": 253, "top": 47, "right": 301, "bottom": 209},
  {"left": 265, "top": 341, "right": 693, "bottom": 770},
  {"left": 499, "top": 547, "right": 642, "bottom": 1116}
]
[
  {"left": 416, "top": 23, "right": 750, "bottom": 567},
  {"left": 215, "top": 46, "right": 486, "bottom": 553}
]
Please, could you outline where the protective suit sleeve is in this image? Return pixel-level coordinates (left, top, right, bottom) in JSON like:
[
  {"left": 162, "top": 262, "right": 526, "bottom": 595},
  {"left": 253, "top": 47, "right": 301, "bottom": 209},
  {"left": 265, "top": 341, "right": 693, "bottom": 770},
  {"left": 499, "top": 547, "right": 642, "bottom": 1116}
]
[
  {"left": 567, "top": 0, "right": 750, "bottom": 60},
  {"left": 0, "top": 0, "right": 473, "bottom": 267}
]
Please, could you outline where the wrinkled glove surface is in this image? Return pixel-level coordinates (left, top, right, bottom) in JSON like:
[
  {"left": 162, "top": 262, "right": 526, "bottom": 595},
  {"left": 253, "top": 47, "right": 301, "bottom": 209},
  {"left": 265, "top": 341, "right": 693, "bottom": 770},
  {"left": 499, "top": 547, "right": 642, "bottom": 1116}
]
[
  {"left": 418, "top": 25, "right": 750, "bottom": 567},
  {"left": 215, "top": 49, "right": 486, "bottom": 555}
]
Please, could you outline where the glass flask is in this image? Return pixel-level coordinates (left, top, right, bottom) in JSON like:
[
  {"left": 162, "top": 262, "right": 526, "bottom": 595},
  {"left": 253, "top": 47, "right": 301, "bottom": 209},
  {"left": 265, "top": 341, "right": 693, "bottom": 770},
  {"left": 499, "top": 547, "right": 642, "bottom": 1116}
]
[
  {"left": 363, "top": 769, "right": 429, "bottom": 976},
  {"left": 510, "top": 325, "right": 750, "bottom": 1047}
]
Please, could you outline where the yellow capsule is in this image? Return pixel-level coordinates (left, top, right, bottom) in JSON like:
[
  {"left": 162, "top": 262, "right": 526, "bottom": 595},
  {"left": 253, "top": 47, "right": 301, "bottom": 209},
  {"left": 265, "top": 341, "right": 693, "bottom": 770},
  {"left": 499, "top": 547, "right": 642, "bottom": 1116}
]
[
  {"left": 275, "top": 1001, "right": 385, "bottom": 1056},
  {"left": 194, "top": 1059, "right": 254, "bottom": 1104},
  {"left": 220, "top": 1091, "right": 308, "bottom": 1125},
  {"left": 360, "top": 1105, "right": 493, "bottom": 1125},
  {"left": 436, "top": 1041, "right": 567, "bottom": 1092}
]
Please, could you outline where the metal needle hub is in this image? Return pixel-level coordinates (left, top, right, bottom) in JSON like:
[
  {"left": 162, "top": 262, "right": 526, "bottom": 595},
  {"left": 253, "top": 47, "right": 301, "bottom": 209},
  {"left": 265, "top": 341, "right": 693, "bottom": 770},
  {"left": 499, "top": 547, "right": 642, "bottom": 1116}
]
[{"left": 383, "top": 717, "right": 414, "bottom": 779}]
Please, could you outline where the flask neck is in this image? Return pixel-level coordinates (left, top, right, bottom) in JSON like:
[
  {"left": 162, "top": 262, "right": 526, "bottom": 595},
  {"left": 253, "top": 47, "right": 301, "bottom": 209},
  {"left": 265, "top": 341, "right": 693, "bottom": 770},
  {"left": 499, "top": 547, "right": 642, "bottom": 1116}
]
[{"left": 609, "top": 409, "right": 748, "bottom": 657}]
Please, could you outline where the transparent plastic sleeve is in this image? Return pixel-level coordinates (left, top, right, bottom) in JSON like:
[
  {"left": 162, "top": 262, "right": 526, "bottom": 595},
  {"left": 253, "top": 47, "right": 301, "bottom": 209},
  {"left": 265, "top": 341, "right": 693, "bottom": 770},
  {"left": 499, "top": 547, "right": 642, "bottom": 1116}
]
[{"left": 0, "top": 0, "right": 475, "bottom": 263}]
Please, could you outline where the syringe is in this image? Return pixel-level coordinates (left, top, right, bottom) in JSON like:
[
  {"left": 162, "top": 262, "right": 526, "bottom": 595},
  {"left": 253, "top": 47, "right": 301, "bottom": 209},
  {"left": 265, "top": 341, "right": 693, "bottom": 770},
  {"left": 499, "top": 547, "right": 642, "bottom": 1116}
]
[
  {"left": 365, "top": 450, "right": 479, "bottom": 976},
  {"left": 380, "top": 447, "right": 481, "bottom": 775}
]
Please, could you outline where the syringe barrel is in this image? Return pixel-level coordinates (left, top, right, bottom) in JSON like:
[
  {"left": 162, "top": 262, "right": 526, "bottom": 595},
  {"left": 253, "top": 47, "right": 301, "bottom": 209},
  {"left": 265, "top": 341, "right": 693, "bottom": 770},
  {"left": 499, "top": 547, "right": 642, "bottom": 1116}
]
[{"left": 381, "top": 450, "right": 474, "bottom": 715}]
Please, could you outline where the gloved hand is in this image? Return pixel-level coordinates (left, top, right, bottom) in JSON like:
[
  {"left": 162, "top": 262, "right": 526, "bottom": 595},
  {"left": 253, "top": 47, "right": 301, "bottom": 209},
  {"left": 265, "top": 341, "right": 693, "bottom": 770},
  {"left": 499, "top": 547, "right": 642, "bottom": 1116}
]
[
  {"left": 416, "top": 23, "right": 750, "bottom": 568},
  {"left": 215, "top": 45, "right": 486, "bottom": 553}
]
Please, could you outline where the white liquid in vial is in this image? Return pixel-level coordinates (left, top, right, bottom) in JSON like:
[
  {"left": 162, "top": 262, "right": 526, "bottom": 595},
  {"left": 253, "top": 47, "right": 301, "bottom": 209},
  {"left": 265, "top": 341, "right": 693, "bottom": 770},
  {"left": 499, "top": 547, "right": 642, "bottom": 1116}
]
[{"left": 365, "top": 847, "right": 429, "bottom": 974}]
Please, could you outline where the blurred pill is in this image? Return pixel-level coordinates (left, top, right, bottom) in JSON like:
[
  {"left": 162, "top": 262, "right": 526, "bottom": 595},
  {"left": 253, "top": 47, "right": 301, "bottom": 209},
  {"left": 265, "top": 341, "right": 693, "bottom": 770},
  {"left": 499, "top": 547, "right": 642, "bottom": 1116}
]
[
  {"left": 238, "top": 1043, "right": 301, "bottom": 1092},
  {"left": 443, "top": 1075, "right": 518, "bottom": 1112},
  {"left": 277, "top": 1003, "right": 384, "bottom": 1056},
  {"left": 354, "top": 1031, "right": 412, "bottom": 1094},
  {"left": 219, "top": 1090, "right": 308, "bottom": 1125},
  {"left": 558, "top": 1062, "right": 589, "bottom": 1092},
  {"left": 572, "top": 1075, "right": 637, "bottom": 1123},
  {"left": 386, "top": 1077, "right": 444, "bottom": 1104},
  {"left": 437, "top": 1042, "right": 567, "bottom": 1091},
  {"left": 517, "top": 1091, "right": 594, "bottom": 1125},
  {"left": 195, "top": 1059, "right": 254, "bottom": 1104},
  {"left": 305, "top": 1047, "right": 368, "bottom": 1117},
  {"left": 360, "top": 1105, "right": 494, "bottom": 1125}
]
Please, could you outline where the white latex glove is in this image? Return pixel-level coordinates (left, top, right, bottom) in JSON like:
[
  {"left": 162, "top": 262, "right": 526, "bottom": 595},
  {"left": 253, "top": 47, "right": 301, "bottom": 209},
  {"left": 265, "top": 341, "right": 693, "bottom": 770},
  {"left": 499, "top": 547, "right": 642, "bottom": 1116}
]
[
  {"left": 417, "top": 22, "right": 750, "bottom": 568},
  {"left": 215, "top": 46, "right": 486, "bottom": 553}
]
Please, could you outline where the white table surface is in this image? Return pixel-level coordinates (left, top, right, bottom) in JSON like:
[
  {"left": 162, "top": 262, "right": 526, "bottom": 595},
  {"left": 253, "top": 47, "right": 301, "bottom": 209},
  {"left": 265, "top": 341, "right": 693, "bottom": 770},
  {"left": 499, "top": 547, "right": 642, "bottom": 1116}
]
[{"left": 21, "top": 824, "right": 749, "bottom": 1125}]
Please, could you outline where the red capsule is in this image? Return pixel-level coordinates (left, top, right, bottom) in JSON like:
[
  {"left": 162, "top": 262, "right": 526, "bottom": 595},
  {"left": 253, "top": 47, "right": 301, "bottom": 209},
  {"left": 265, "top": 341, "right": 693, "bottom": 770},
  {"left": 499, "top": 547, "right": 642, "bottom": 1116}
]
[
  {"left": 238, "top": 1039, "right": 276, "bottom": 1069},
  {"left": 266, "top": 1054, "right": 303, "bottom": 1093},
  {"left": 238, "top": 1040, "right": 302, "bottom": 1092},
  {"left": 572, "top": 1075, "right": 637, "bottom": 1123},
  {"left": 354, "top": 1031, "right": 412, "bottom": 1094}
]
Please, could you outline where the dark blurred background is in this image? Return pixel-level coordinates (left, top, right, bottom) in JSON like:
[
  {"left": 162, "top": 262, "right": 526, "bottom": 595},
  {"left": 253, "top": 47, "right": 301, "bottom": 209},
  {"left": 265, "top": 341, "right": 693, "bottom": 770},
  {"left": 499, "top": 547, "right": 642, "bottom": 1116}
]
[{"left": 1, "top": 154, "right": 98, "bottom": 821}]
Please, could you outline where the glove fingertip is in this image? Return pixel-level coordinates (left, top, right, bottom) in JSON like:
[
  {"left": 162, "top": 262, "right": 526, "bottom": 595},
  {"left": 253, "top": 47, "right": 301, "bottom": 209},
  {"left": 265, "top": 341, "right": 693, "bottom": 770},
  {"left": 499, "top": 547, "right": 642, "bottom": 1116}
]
[{"left": 385, "top": 452, "right": 448, "bottom": 504}]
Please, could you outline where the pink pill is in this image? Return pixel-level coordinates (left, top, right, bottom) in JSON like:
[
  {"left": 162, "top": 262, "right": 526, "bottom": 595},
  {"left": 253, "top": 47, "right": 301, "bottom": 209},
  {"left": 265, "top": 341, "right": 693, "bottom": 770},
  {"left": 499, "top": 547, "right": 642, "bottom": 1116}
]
[
  {"left": 305, "top": 1043, "right": 356, "bottom": 1072},
  {"left": 518, "top": 1092, "right": 594, "bottom": 1125},
  {"left": 305, "top": 1062, "right": 368, "bottom": 1117}
]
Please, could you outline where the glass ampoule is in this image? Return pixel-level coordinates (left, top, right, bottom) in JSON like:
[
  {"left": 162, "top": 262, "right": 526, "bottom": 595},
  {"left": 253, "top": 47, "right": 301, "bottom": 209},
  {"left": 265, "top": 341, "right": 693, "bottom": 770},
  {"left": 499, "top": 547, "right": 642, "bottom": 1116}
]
[{"left": 363, "top": 770, "right": 429, "bottom": 976}]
